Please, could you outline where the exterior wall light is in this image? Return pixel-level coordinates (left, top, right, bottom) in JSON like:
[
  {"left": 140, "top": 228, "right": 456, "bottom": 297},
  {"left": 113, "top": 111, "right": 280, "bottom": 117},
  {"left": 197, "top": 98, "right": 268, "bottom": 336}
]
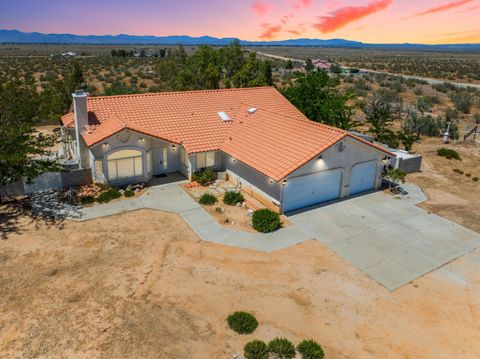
[
  {"left": 139, "top": 137, "right": 145, "bottom": 142},
  {"left": 282, "top": 180, "right": 287, "bottom": 186},
  {"left": 318, "top": 154, "right": 323, "bottom": 160},
  {"left": 102, "top": 143, "right": 108, "bottom": 147},
  {"left": 269, "top": 178, "right": 274, "bottom": 184},
  {"left": 171, "top": 144, "right": 176, "bottom": 151}
]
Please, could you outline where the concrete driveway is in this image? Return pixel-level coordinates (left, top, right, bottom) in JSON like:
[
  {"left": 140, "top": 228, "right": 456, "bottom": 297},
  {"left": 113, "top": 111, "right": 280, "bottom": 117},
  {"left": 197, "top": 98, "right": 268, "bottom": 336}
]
[{"left": 288, "top": 186, "right": 480, "bottom": 291}]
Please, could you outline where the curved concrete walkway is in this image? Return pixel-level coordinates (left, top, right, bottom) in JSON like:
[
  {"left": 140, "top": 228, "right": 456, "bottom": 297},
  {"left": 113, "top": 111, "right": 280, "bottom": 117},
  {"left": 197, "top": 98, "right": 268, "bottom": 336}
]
[{"left": 36, "top": 182, "right": 314, "bottom": 253}]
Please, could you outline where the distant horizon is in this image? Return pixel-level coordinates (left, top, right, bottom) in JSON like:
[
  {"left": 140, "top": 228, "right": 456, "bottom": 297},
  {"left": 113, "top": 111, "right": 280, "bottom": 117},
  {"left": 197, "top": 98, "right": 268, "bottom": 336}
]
[
  {"left": 1, "top": 0, "right": 479, "bottom": 44},
  {"left": 2, "top": 28, "right": 480, "bottom": 47}
]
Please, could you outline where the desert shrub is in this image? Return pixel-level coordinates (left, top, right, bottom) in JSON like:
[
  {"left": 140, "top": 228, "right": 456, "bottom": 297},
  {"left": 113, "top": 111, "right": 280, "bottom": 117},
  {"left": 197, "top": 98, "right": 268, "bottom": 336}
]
[
  {"left": 223, "top": 191, "right": 244, "bottom": 206},
  {"left": 124, "top": 189, "right": 135, "bottom": 197},
  {"left": 450, "top": 91, "right": 473, "bottom": 114},
  {"left": 79, "top": 195, "right": 95, "bottom": 205},
  {"left": 437, "top": 148, "right": 460, "bottom": 160},
  {"left": 244, "top": 340, "right": 269, "bottom": 359},
  {"left": 473, "top": 177, "right": 479, "bottom": 182},
  {"left": 192, "top": 168, "right": 214, "bottom": 186},
  {"left": 453, "top": 168, "right": 464, "bottom": 174},
  {"left": 466, "top": 173, "right": 472, "bottom": 177},
  {"left": 199, "top": 192, "right": 217, "bottom": 205},
  {"left": 384, "top": 167, "right": 406, "bottom": 189},
  {"left": 252, "top": 209, "right": 281, "bottom": 233},
  {"left": 96, "top": 188, "right": 121, "bottom": 203},
  {"left": 268, "top": 338, "right": 296, "bottom": 359},
  {"left": 226, "top": 311, "right": 258, "bottom": 334},
  {"left": 297, "top": 339, "right": 325, "bottom": 359}
]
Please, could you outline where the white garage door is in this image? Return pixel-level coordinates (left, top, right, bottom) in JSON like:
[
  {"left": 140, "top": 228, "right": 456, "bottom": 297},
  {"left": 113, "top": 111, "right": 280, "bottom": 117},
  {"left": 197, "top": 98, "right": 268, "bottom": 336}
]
[
  {"left": 349, "top": 161, "right": 377, "bottom": 196},
  {"left": 283, "top": 169, "right": 342, "bottom": 212}
]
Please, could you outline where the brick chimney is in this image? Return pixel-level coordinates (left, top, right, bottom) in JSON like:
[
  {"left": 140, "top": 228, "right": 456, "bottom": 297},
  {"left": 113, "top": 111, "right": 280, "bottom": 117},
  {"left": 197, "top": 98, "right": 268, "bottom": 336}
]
[{"left": 72, "top": 90, "right": 89, "bottom": 168}]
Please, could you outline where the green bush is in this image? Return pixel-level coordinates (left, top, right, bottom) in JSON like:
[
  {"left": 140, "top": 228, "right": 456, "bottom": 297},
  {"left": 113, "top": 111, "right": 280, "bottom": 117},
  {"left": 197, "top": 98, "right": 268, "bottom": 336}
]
[
  {"left": 453, "top": 168, "right": 464, "bottom": 174},
  {"left": 244, "top": 340, "right": 269, "bottom": 359},
  {"left": 124, "top": 189, "right": 135, "bottom": 197},
  {"left": 96, "top": 188, "right": 122, "bottom": 203},
  {"left": 79, "top": 195, "right": 95, "bottom": 205},
  {"left": 268, "top": 338, "right": 296, "bottom": 359},
  {"left": 226, "top": 311, "right": 258, "bottom": 335},
  {"left": 437, "top": 148, "right": 460, "bottom": 160},
  {"left": 199, "top": 192, "right": 217, "bottom": 205},
  {"left": 252, "top": 209, "right": 281, "bottom": 233},
  {"left": 223, "top": 191, "right": 244, "bottom": 206},
  {"left": 192, "top": 168, "right": 214, "bottom": 186},
  {"left": 297, "top": 339, "right": 325, "bottom": 359}
]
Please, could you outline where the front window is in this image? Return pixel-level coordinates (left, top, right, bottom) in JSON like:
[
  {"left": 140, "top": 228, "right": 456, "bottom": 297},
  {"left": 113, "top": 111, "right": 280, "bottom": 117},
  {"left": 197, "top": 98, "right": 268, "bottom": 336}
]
[
  {"left": 196, "top": 152, "right": 215, "bottom": 169},
  {"left": 107, "top": 149, "right": 143, "bottom": 180}
]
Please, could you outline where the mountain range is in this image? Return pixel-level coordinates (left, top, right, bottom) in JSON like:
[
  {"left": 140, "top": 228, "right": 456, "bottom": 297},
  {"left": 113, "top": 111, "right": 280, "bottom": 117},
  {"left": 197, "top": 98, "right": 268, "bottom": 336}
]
[{"left": 1, "top": 29, "right": 480, "bottom": 51}]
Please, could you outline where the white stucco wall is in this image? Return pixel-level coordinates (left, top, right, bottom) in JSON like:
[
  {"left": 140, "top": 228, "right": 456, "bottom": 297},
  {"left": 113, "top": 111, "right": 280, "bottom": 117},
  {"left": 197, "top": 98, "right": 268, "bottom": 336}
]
[{"left": 285, "top": 137, "right": 386, "bottom": 198}]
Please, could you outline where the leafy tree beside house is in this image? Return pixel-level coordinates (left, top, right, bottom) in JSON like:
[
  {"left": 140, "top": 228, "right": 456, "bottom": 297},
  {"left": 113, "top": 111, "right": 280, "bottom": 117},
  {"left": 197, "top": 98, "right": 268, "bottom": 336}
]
[
  {"left": 282, "top": 70, "right": 359, "bottom": 130},
  {"left": 0, "top": 80, "right": 58, "bottom": 185}
]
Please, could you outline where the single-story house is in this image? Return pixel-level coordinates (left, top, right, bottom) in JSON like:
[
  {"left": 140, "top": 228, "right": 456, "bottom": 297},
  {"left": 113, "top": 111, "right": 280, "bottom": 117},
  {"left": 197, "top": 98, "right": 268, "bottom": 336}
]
[{"left": 61, "top": 87, "right": 393, "bottom": 213}]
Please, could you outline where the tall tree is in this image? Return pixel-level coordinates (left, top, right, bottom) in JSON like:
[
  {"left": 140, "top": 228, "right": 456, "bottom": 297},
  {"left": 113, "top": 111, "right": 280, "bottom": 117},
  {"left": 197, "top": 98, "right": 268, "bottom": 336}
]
[
  {"left": 282, "top": 70, "right": 358, "bottom": 130},
  {"left": 0, "top": 80, "right": 57, "bottom": 184}
]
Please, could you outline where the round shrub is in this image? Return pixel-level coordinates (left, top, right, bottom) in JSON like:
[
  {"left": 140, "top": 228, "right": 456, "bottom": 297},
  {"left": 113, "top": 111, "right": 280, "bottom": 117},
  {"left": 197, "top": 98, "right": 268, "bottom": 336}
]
[
  {"left": 244, "top": 340, "right": 269, "bottom": 359},
  {"left": 199, "top": 192, "right": 217, "bottom": 205},
  {"left": 268, "top": 338, "right": 296, "bottom": 359},
  {"left": 226, "top": 311, "right": 258, "bottom": 334},
  {"left": 124, "top": 189, "right": 135, "bottom": 197},
  {"left": 79, "top": 195, "right": 95, "bottom": 205},
  {"left": 192, "top": 168, "right": 215, "bottom": 186},
  {"left": 437, "top": 148, "right": 460, "bottom": 160},
  {"left": 96, "top": 188, "right": 122, "bottom": 203},
  {"left": 223, "top": 191, "right": 244, "bottom": 206},
  {"left": 252, "top": 209, "right": 281, "bottom": 233},
  {"left": 297, "top": 339, "right": 325, "bottom": 359}
]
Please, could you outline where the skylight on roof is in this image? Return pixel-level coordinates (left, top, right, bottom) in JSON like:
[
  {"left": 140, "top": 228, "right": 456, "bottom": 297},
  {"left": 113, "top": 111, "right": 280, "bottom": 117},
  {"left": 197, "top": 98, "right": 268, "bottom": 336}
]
[
  {"left": 247, "top": 107, "right": 257, "bottom": 113},
  {"left": 217, "top": 111, "right": 231, "bottom": 122}
]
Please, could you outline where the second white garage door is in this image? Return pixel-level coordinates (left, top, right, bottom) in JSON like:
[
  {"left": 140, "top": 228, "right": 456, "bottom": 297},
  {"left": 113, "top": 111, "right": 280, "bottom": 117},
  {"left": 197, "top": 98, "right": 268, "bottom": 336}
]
[
  {"left": 349, "top": 161, "right": 377, "bottom": 196},
  {"left": 283, "top": 169, "right": 342, "bottom": 212}
]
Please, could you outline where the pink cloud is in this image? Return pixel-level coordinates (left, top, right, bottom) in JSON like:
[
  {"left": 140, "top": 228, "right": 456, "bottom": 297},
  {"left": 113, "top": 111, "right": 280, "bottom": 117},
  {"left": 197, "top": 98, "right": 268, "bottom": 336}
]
[
  {"left": 293, "top": 0, "right": 313, "bottom": 9},
  {"left": 260, "top": 23, "right": 283, "bottom": 39},
  {"left": 314, "top": 0, "right": 393, "bottom": 33},
  {"left": 287, "top": 29, "right": 301, "bottom": 35},
  {"left": 415, "top": 0, "right": 475, "bottom": 17},
  {"left": 251, "top": 1, "right": 270, "bottom": 16}
]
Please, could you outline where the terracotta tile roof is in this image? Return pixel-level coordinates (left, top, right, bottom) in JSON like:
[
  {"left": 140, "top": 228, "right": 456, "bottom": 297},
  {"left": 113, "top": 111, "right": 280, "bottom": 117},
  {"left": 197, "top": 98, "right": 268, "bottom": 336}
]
[
  {"left": 220, "top": 105, "right": 344, "bottom": 181},
  {"left": 62, "top": 87, "right": 305, "bottom": 149},
  {"left": 61, "top": 87, "right": 393, "bottom": 180}
]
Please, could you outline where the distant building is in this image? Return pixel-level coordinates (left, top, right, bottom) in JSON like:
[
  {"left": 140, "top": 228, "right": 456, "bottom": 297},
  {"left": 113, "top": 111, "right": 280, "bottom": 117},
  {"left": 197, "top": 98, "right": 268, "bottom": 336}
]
[
  {"left": 312, "top": 59, "right": 332, "bottom": 71},
  {"left": 62, "top": 52, "right": 77, "bottom": 58}
]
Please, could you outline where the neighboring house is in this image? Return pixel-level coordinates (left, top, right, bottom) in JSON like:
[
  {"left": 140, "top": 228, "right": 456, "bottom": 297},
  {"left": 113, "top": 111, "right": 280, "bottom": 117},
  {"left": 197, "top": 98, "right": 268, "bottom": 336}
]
[
  {"left": 62, "top": 52, "right": 77, "bottom": 58},
  {"left": 312, "top": 59, "right": 332, "bottom": 71},
  {"left": 61, "top": 87, "right": 393, "bottom": 213}
]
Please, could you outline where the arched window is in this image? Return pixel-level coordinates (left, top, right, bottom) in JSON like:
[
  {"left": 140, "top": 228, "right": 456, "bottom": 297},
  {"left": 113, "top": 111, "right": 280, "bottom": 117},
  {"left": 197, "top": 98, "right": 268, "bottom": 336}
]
[{"left": 107, "top": 149, "right": 143, "bottom": 180}]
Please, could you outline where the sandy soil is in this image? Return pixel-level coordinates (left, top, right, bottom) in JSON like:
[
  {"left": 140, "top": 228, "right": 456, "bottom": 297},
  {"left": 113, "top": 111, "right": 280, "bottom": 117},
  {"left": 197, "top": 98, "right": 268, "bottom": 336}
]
[
  {"left": 185, "top": 183, "right": 290, "bottom": 233},
  {"left": 1, "top": 208, "right": 480, "bottom": 359},
  {"left": 408, "top": 137, "right": 480, "bottom": 232}
]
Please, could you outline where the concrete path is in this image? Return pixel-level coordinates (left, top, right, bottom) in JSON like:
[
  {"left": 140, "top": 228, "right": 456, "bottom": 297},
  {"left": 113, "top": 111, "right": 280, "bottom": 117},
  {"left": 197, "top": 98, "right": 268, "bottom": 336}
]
[
  {"left": 36, "top": 182, "right": 314, "bottom": 253},
  {"left": 288, "top": 187, "right": 480, "bottom": 291},
  {"left": 33, "top": 182, "right": 480, "bottom": 291}
]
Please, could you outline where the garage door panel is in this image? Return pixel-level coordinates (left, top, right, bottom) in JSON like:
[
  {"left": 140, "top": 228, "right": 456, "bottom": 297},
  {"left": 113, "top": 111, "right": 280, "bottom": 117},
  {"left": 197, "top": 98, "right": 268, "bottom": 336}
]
[
  {"left": 284, "top": 169, "right": 342, "bottom": 212},
  {"left": 349, "top": 161, "right": 377, "bottom": 196}
]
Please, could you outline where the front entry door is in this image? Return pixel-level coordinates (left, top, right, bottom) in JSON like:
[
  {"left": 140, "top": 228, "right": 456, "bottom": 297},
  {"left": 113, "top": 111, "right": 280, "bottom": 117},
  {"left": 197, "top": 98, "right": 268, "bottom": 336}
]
[{"left": 152, "top": 146, "right": 167, "bottom": 175}]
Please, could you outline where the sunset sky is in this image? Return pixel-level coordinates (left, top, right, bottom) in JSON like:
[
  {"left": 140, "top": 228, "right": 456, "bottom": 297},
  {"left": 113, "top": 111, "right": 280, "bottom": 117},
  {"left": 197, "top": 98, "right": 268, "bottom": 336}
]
[{"left": 1, "top": 0, "right": 479, "bottom": 44}]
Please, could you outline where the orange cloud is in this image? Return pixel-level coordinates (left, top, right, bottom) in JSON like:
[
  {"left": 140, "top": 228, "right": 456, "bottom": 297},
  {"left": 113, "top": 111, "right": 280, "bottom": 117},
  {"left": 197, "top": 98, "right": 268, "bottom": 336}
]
[
  {"left": 314, "top": 0, "right": 393, "bottom": 33},
  {"left": 415, "top": 0, "right": 474, "bottom": 17},
  {"left": 260, "top": 24, "right": 283, "bottom": 39},
  {"left": 251, "top": 1, "right": 270, "bottom": 16},
  {"left": 459, "top": 4, "right": 480, "bottom": 12}
]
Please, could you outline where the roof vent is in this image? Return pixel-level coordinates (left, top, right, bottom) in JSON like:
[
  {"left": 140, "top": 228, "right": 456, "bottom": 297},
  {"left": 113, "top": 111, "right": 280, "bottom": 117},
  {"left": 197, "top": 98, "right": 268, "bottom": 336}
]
[
  {"left": 247, "top": 107, "right": 257, "bottom": 114},
  {"left": 217, "top": 111, "right": 231, "bottom": 122}
]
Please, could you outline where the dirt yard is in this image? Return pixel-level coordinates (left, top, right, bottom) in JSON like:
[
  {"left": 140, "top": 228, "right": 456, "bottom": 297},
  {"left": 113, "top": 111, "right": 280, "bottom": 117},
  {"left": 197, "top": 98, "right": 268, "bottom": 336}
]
[
  {"left": 408, "top": 137, "right": 480, "bottom": 232},
  {"left": 1, "top": 207, "right": 479, "bottom": 359}
]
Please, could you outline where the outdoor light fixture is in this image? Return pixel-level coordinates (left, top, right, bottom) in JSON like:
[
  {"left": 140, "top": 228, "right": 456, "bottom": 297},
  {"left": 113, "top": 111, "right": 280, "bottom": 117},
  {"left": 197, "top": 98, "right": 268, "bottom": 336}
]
[
  {"left": 318, "top": 154, "right": 323, "bottom": 160},
  {"left": 282, "top": 180, "right": 287, "bottom": 186},
  {"left": 269, "top": 178, "right": 274, "bottom": 183},
  {"left": 139, "top": 137, "right": 145, "bottom": 142},
  {"left": 102, "top": 143, "right": 108, "bottom": 147},
  {"left": 171, "top": 144, "right": 176, "bottom": 151}
]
